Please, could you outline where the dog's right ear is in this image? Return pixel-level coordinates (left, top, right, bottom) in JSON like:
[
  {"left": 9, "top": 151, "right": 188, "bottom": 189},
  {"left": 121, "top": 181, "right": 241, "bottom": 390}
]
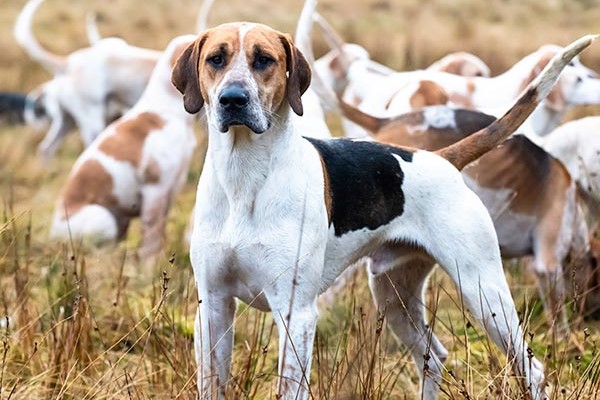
[{"left": 172, "top": 35, "right": 206, "bottom": 114}]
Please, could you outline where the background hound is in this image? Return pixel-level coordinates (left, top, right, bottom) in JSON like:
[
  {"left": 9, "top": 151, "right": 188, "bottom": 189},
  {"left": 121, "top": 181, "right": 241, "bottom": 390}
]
[
  {"left": 15, "top": 0, "right": 162, "bottom": 160},
  {"left": 51, "top": 35, "right": 197, "bottom": 258}
]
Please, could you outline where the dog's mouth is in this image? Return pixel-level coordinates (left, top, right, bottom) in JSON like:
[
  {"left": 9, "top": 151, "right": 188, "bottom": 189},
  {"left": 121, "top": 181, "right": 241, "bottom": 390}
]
[{"left": 218, "top": 109, "right": 269, "bottom": 134}]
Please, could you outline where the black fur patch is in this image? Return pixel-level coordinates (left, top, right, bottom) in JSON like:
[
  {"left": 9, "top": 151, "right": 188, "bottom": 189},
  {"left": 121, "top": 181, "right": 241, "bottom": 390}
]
[
  {"left": 306, "top": 137, "right": 413, "bottom": 237},
  {"left": 0, "top": 92, "right": 26, "bottom": 124}
]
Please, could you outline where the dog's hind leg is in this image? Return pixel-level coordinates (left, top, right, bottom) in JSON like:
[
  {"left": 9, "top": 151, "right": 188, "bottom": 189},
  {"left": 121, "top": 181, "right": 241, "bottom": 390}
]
[
  {"left": 530, "top": 207, "right": 574, "bottom": 332},
  {"left": 369, "top": 254, "right": 447, "bottom": 400},
  {"left": 420, "top": 189, "right": 547, "bottom": 399},
  {"left": 37, "top": 110, "right": 73, "bottom": 162},
  {"left": 139, "top": 186, "right": 170, "bottom": 259}
]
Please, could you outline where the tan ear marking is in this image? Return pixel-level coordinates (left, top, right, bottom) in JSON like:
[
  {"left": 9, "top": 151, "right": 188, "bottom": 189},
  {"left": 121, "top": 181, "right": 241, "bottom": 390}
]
[
  {"left": 171, "top": 35, "right": 207, "bottom": 114},
  {"left": 279, "top": 34, "right": 311, "bottom": 116}
]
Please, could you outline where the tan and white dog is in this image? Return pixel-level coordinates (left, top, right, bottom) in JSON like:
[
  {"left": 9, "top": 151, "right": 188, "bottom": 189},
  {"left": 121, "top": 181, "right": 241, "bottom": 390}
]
[
  {"left": 351, "top": 43, "right": 600, "bottom": 136},
  {"left": 311, "top": 13, "right": 490, "bottom": 102},
  {"left": 15, "top": 0, "right": 162, "bottom": 160},
  {"left": 172, "top": 20, "right": 593, "bottom": 399},
  {"left": 50, "top": 35, "right": 197, "bottom": 257}
]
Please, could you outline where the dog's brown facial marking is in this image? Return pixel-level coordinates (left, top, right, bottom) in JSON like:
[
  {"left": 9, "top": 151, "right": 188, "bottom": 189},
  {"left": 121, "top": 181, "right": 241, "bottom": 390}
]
[{"left": 172, "top": 23, "right": 310, "bottom": 134}]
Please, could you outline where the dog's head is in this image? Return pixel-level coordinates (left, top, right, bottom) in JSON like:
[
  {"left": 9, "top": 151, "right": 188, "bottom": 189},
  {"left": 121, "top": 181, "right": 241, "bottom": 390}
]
[
  {"left": 522, "top": 45, "right": 600, "bottom": 113},
  {"left": 171, "top": 22, "right": 311, "bottom": 134}
]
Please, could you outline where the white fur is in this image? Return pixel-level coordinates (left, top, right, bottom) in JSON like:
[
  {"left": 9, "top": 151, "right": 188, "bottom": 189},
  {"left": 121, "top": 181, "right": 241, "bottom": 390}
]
[{"left": 543, "top": 116, "right": 600, "bottom": 205}]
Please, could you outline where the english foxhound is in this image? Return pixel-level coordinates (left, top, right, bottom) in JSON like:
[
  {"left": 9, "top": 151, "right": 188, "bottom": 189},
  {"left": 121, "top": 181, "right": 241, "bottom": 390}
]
[
  {"left": 50, "top": 35, "right": 197, "bottom": 258},
  {"left": 172, "top": 20, "right": 593, "bottom": 399},
  {"left": 308, "top": 12, "right": 490, "bottom": 140},
  {"left": 15, "top": 0, "right": 161, "bottom": 161},
  {"left": 311, "top": 13, "right": 489, "bottom": 102}
]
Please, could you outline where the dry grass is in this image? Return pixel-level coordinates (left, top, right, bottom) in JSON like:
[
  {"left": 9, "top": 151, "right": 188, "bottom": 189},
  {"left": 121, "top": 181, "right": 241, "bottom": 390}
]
[{"left": 2, "top": 0, "right": 600, "bottom": 398}]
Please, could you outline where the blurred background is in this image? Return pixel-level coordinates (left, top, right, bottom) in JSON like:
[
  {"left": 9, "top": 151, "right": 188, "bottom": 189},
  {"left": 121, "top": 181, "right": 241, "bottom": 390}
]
[{"left": 3, "top": 0, "right": 600, "bottom": 97}]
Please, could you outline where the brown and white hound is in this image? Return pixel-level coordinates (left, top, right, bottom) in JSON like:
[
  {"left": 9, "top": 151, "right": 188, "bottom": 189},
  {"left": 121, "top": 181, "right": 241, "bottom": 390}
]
[{"left": 50, "top": 35, "right": 197, "bottom": 258}]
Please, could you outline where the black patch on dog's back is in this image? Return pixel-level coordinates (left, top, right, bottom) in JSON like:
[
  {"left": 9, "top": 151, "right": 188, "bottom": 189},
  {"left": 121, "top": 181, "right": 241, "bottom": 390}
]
[{"left": 306, "top": 137, "right": 413, "bottom": 236}]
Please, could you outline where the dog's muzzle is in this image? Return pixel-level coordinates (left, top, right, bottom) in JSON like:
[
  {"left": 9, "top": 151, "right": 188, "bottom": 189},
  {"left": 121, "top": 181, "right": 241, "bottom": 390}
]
[{"left": 217, "top": 84, "right": 267, "bottom": 134}]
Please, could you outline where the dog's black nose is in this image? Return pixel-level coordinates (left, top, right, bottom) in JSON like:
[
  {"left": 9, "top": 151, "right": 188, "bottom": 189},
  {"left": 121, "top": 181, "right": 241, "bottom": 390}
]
[{"left": 219, "top": 85, "right": 249, "bottom": 109}]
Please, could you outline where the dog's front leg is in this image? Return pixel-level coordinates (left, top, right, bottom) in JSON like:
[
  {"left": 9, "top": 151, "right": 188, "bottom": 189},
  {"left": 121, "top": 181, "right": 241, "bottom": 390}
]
[
  {"left": 37, "top": 111, "right": 73, "bottom": 162},
  {"left": 195, "top": 279, "right": 236, "bottom": 399},
  {"left": 272, "top": 296, "right": 319, "bottom": 400}
]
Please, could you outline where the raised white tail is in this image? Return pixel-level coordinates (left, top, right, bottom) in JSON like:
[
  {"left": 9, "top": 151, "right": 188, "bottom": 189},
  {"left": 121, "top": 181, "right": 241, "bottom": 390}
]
[{"left": 14, "top": 0, "right": 66, "bottom": 74}]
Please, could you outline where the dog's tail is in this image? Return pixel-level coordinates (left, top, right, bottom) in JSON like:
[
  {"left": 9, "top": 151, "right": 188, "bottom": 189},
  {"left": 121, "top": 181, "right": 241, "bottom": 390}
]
[
  {"left": 14, "top": 0, "right": 66, "bottom": 74},
  {"left": 313, "top": 12, "right": 346, "bottom": 56},
  {"left": 85, "top": 12, "right": 102, "bottom": 45},
  {"left": 196, "top": 0, "right": 216, "bottom": 32},
  {"left": 294, "top": 0, "right": 317, "bottom": 62},
  {"left": 436, "top": 34, "right": 596, "bottom": 170},
  {"left": 294, "top": 0, "right": 338, "bottom": 111},
  {"left": 337, "top": 98, "right": 391, "bottom": 133}
]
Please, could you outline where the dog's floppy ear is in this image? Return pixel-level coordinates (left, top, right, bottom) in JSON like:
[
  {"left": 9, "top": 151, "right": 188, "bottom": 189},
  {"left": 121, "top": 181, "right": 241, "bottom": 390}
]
[
  {"left": 279, "top": 34, "right": 311, "bottom": 116},
  {"left": 171, "top": 35, "right": 207, "bottom": 114}
]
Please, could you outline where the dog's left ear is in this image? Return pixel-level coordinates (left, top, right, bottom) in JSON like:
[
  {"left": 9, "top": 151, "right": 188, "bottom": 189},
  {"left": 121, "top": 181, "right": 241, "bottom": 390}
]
[
  {"left": 172, "top": 35, "right": 207, "bottom": 114},
  {"left": 280, "top": 34, "right": 311, "bottom": 116}
]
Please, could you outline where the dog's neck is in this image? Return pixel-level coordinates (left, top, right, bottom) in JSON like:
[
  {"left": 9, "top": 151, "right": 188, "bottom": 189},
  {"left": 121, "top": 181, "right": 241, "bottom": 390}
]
[
  {"left": 135, "top": 58, "right": 192, "bottom": 118},
  {"left": 493, "top": 52, "right": 558, "bottom": 96},
  {"left": 205, "top": 105, "right": 302, "bottom": 202}
]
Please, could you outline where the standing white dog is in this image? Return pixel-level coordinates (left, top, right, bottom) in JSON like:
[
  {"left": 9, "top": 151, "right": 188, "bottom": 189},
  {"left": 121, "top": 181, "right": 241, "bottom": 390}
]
[{"left": 172, "top": 22, "right": 593, "bottom": 399}]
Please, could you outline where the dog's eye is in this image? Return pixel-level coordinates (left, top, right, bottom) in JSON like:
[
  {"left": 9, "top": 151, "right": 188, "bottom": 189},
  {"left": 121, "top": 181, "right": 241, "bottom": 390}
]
[
  {"left": 253, "top": 55, "right": 274, "bottom": 70},
  {"left": 208, "top": 55, "right": 224, "bottom": 68},
  {"left": 568, "top": 61, "right": 575, "bottom": 67}
]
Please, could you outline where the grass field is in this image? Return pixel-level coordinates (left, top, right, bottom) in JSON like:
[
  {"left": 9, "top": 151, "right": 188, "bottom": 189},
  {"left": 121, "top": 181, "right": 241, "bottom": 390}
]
[{"left": 2, "top": 0, "right": 600, "bottom": 398}]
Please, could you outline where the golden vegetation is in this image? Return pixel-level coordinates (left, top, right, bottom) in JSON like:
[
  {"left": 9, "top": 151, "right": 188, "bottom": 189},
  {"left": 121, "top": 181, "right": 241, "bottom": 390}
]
[{"left": 1, "top": 0, "right": 600, "bottom": 398}]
